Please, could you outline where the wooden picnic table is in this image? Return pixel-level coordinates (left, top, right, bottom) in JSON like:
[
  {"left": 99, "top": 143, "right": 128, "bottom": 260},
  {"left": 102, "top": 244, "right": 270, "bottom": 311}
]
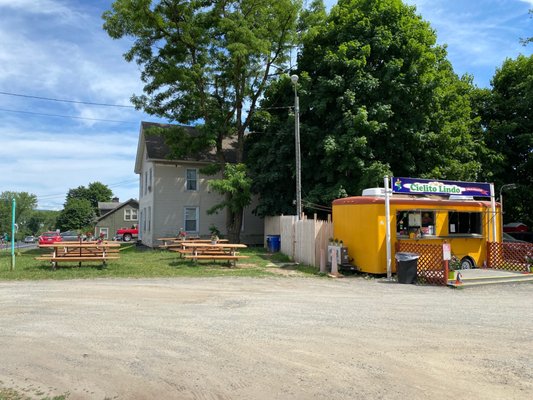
[
  {"left": 36, "top": 242, "right": 121, "bottom": 269},
  {"left": 158, "top": 237, "right": 229, "bottom": 248},
  {"left": 178, "top": 242, "right": 248, "bottom": 266}
]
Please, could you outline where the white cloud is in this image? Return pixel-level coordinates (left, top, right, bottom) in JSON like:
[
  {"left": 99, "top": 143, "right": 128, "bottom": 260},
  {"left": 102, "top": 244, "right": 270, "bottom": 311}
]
[
  {"left": 0, "top": 125, "right": 140, "bottom": 209},
  {"left": 0, "top": 0, "right": 82, "bottom": 21}
]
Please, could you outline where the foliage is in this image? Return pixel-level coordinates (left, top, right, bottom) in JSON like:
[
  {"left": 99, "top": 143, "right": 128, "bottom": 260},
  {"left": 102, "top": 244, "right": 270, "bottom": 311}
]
[
  {"left": 103, "top": 0, "right": 301, "bottom": 241},
  {"left": 520, "top": 9, "right": 532, "bottom": 46},
  {"left": 56, "top": 198, "right": 96, "bottom": 232},
  {"left": 0, "top": 192, "right": 38, "bottom": 238},
  {"left": 26, "top": 210, "right": 59, "bottom": 235},
  {"left": 248, "top": 0, "right": 483, "bottom": 215},
  {"left": 478, "top": 54, "right": 533, "bottom": 227},
  {"left": 207, "top": 163, "right": 252, "bottom": 242},
  {"left": 66, "top": 182, "right": 113, "bottom": 213}
]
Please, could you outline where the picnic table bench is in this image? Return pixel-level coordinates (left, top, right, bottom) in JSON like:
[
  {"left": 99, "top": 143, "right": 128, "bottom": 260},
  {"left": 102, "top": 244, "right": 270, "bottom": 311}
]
[
  {"left": 36, "top": 242, "right": 121, "bottom": 269},
  {"left": 158, "top": 237, "right": 229, "bottom": 249},
  {"left": 178, "top": 242, "right": 249, "bottom": 267}
]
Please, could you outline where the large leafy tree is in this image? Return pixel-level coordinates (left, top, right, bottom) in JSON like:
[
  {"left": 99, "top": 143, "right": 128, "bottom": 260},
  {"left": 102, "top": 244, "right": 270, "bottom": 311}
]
[
  {"left": 0, "top": 192, "right": 38, "bottom": 237},
  {"left": 56, "top": 182, "right": 112, "bottom": 232},
  {"left": 66, "top": 182, "right": 113, "bottom": 213},
  {"left": 56, "top": 198, "right": 96, "bottom": 232},
  {"left": 26, "top": 210, "right": 59, "bottom": 235},
  {"left": 248, "top": 0, "right": 482, "bottom": 215},
  {"left": 479, "top": 54, "right": 533, "bottom": 227},
  {"left": 103, "top": 0, "right": 300, "bottom": 242}
]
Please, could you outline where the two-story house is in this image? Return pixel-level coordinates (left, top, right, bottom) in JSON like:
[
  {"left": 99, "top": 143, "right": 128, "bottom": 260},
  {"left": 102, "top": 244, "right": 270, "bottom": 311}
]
[
  {"left": 134, "top": 122, "right": 263, "bottom": 247},
  {"left": 94, "top": 198, "right": 139, "bottom": 240}
]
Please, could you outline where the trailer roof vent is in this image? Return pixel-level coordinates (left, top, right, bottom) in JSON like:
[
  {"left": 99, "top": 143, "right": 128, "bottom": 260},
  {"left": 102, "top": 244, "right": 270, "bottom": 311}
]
[
  {"left": 362, "top": 188, "right": 385, "bottom": 197},
  {"left": 449, "top": 195, "right": 474, "bottom": 200}
]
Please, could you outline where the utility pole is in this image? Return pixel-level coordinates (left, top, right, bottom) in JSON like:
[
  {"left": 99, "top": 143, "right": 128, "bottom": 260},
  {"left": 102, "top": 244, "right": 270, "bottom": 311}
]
[{"left": 291, "top": 74, "right": 302, "bottom": 220}]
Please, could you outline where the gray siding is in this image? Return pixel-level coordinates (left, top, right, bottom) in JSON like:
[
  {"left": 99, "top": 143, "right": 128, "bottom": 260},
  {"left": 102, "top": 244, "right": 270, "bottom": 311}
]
[
  {"left": 137, "top": 159, "right": 263, "bottom": 247},
  {"left": 95, "top": 204, "right": 138, "bottom": 240}
]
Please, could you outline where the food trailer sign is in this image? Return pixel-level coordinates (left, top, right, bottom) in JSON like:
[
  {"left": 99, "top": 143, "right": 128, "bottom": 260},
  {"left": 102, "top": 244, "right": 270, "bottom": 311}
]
[
  {"left": 391, "top": 177, "right": 491, "bottom": 197},
  {"left": 442, "top": 243, "right": 451, "bottom": 261}
]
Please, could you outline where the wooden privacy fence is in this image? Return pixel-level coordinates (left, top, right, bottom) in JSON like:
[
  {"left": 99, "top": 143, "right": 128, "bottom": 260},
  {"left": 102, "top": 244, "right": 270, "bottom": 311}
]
[{"left": 265, "top": 215, "right": 333, "bottom": 268}]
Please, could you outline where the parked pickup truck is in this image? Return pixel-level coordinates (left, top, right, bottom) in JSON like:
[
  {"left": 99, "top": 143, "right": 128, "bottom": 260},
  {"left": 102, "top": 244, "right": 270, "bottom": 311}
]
[{"left": 116, "top": 227, "right": 138, "bottom": 242}]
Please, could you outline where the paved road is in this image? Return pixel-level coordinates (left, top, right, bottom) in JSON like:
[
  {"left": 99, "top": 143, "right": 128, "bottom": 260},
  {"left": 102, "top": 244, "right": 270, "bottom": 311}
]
[{"left": 0, "top": 277, "right": 532, "bottom": 399}]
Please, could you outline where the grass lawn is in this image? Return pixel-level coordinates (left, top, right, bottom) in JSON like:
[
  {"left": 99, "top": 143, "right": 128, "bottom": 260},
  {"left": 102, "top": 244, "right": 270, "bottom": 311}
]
[{"left": 0, "top": 244, "right": 319, "bottom": 281}]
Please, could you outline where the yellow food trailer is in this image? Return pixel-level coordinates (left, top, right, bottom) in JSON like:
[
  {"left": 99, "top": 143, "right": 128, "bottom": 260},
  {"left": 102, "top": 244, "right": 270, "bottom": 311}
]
[{"left": 332, "top": 179, "right": 501, "bottom": 274}]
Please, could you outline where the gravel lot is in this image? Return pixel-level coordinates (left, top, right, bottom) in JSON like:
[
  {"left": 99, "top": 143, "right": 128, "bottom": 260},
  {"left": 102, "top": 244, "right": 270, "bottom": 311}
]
[{"left": 0, "top": 277, "right": 532, "bottom": 400}]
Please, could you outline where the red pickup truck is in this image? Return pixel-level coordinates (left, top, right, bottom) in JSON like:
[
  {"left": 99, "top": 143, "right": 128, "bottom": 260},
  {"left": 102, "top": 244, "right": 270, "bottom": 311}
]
[{"left": 116, "top": 227, "right": 138, "bottom": 242}]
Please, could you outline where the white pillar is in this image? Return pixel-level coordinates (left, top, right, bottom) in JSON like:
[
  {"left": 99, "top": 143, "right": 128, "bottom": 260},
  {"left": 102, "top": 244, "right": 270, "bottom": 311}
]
[{"left": 384, "top": 176, "right": 392, "bottom": 280}]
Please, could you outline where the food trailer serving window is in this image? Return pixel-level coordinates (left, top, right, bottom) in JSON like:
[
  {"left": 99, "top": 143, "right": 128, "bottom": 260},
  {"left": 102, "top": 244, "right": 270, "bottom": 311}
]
[
  {"left": 448, "top": 212, "right": 482, "bottom": 234},
  {"left": 397, "top": 211, "right": 435, "bottom": 236}
]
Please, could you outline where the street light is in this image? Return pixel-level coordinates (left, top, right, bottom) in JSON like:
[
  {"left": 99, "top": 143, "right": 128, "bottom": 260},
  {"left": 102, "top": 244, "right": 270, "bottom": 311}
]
[
  {"left": 291, "top": 74, "right": 302, "bottom": 220},
  {"left": 499, "top": 183, "right": 517, "bottom": 238},
  {"left": 499, "top": 183, "right": 517, "bottom": 220}
]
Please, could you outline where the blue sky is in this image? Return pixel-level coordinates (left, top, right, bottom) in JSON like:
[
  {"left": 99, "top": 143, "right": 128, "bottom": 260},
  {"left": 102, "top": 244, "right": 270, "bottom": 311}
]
[{"left": 0, "top": 0, "right": 531, "bottom": 210}]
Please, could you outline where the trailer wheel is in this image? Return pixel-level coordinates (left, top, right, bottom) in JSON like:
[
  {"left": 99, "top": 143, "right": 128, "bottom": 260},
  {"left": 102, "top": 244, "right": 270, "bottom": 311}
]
[
  {"left": 460, "top": 257, "right": 475, "bottom": 269},
  {"left": 123, "top": 233, "right": 132, "bottom": 242}
]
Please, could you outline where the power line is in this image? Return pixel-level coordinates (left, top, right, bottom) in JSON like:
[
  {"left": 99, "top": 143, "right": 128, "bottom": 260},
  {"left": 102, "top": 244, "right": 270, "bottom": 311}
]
[
  {"left": 0, "top": 90, "right": 135, "bottom": 108},
  {"left": 0, "top": 107, "right": 137, "bottom": 124},
  {"left": 37, "top": 179, "right": 139, "bottom": 200}
]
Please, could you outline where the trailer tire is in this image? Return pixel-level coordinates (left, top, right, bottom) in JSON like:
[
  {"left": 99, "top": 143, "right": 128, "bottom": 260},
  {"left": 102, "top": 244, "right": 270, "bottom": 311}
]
[
  {"left": 123, "top": 233, "right": 132, "bottom": 242},
  {"left": 460, "top": 257, "right": 475, "bottom": 270}
]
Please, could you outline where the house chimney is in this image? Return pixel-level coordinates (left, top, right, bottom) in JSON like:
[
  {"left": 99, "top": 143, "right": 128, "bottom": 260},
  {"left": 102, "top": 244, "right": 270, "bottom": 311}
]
[{"left": 112, "top": 197, "right": 119, "bottom": 203}]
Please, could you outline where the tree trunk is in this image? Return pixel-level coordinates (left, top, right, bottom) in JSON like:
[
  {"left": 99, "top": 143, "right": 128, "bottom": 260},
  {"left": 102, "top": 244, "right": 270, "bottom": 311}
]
[{"left": 226, "top": 197, "right": 243, "bottom": 243}]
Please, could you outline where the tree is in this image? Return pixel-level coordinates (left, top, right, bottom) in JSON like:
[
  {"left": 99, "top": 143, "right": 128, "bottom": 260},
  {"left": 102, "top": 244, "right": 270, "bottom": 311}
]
[
  {"left": 248, "top": 0, "right": 482, "bottom": 215},
  {"left": 0, "top": 192, "right": 38, "bottom": 237},
  {"left": 520, "top": 9, "right": 532, "bottom": 46},
  {"left": 478, "top": 54, "right": 533, "bottom": 227},
  {"left": 103, "top": 0, "right": 301, "bottom": 242},
  {"left": 26, "top": 210, "right": 59, "bottom": 235},
  {"left": 56, "top": 198, "right": 96, "bottom": 232},
  {"left": 207, "top": 163, "right": 252, "bottom": 239},
  {"left": 66, "top": 182, "right": 113, "bottom": 213}
]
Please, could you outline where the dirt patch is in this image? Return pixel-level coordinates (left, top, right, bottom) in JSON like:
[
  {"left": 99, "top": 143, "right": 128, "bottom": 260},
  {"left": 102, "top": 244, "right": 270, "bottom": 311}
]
[{"left": 0, "top": 278, "right": 531, "bottom": 399}]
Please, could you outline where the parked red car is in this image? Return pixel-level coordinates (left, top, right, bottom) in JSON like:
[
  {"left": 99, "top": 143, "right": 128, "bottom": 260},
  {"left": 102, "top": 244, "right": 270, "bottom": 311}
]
[{"left": 38, "top": 231, "right": 62, "bottom": 245}]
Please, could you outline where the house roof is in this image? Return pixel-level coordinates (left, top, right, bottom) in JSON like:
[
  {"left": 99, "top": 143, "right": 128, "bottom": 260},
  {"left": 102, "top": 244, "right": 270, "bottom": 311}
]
[
  {"left": 98, "top": 201, "right": 121, "bottom": 213},
  {"left": 96, "top": 198, "right": 139, "bottom": 223},
  {"left": 134, "top": 121, "right": 238, "bottom": 173}
]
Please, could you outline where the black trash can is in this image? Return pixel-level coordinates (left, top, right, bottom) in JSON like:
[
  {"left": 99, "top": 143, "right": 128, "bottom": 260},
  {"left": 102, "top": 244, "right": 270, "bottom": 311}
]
[{"left": 395, "top": 252, "right": 420, "bottom": 284}]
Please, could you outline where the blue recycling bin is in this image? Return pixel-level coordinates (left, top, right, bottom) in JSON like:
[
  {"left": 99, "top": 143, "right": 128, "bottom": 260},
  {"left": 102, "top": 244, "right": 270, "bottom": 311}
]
[{"left": 266, "top": 235, "right": 281, "bottom": 252}]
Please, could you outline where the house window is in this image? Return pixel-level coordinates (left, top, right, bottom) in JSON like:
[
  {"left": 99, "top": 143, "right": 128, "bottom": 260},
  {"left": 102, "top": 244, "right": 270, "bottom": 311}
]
[
  {"left": 140, "top": 175, "right": 143, "bottom": 198},
  {"left": 184, "top": 207, "right": 199, "bottom": 233},
  {"left": 449, "top": 212, "right": 482, "bottom": 235},
  {"left": 124, "top": 208, "right": 138, "bottom": 221},
  {"left": 148, "top": 206, "right": 151, "bottom": 232},
  {"left": 142, "top": 208, "right": 146, "bottom": 232},
  {"left": 396, "top": 210, "right": 435, "bottom": 236},
  {"left": 99, "top": 227, "right": 109, "bottom": 240},
  {"left": 144, "top": 172, "right": 148, "bottom": 195},
  {"left": 149, "top": 168, "right": 152, "bottom": 192},
  {"left": 186, "top": 169, "right": 198, "bottom": 191}
]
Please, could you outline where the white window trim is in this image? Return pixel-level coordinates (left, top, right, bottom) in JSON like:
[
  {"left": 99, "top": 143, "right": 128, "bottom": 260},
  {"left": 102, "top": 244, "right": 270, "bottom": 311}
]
[
  {"left": 124, "top": 208, "right": 139, "bottom": 222},
  {"left": 184, "top": 206, "right": 199, "bottom": 233},
  {"left": 99, "top": 227, "right": 109, "bottom": 240},
  {"left": 186, "top": 168, "right": 198, "bottom": 191}
]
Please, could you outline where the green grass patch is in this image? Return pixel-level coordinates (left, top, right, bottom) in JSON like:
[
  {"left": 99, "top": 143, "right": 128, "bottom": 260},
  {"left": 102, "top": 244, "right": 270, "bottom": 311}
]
[
  {"left": 0, "top": 245, "right": 320, "bottom": 281},
  {"left": 0, "top": 386, "right": 68, "bottom": 400}
]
